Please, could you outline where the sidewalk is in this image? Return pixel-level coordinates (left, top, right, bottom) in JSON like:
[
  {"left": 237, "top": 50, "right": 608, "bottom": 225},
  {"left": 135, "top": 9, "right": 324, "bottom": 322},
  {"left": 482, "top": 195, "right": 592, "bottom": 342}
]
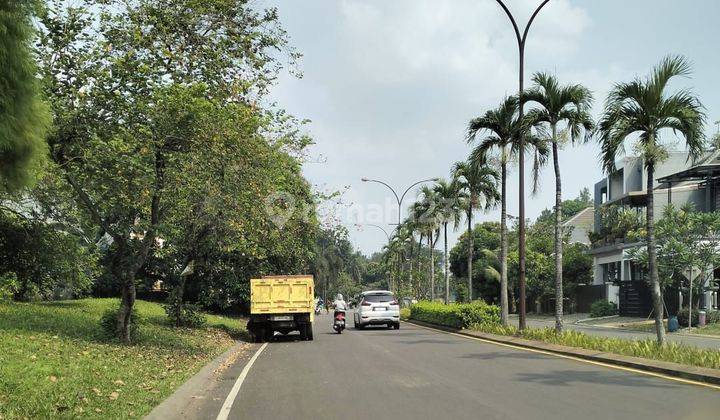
[{"left": 509, "top": 314, "right": 720, "bottom": 350}]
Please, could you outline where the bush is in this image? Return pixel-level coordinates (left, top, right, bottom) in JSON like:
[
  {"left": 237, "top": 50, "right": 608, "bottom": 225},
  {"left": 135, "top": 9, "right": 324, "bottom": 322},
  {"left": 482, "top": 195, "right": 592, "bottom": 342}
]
[
  {"left": 164, "top": 301, "right": 207, "bottom": 328},
  {"left": 399, "top": 307, "right": 410, "bottom": 320},
  {"left": 100, "top": 307, "right": 142, "bottom": 341},
  {"left": 590, "top": 300, "right": 617, "bottom": 318},
  {"left": 0, "top": 272, "right": 18, "bottom": 301},
  {"left": 677, "top": 308, "right": 698, "bottom": 326},
  {"left": 409, "top": 301, "right": 500, "bottom": 329}
]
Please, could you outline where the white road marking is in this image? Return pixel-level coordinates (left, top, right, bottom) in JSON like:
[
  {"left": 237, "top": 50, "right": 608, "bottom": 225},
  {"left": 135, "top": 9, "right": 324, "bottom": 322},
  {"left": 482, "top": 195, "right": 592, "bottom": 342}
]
[{"left": 216, "top": 342, "right": 269, "bottom": 420}]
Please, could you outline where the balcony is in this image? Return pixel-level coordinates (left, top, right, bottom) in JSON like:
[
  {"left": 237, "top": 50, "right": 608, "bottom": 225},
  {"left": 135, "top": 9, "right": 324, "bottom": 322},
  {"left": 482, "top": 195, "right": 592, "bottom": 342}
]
[{"left": 589, "top": 205, "right": 645, "bottom": 251}]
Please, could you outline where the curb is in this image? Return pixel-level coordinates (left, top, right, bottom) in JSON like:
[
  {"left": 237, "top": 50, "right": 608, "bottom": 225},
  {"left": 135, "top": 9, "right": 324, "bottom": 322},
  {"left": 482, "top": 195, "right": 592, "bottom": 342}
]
[{"left": 404, "top": 319, "right": 720, "bottom": 386}]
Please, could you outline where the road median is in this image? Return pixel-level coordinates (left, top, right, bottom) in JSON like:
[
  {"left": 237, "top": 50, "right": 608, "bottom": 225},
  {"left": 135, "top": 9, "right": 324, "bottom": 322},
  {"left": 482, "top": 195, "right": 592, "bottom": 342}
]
[{"left": 404, "top": 319, "right": 720, "bottom": 386}]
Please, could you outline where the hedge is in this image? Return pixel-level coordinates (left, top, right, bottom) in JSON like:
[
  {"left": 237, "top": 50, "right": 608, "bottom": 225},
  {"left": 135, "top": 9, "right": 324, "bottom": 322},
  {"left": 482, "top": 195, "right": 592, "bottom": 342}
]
[{"left": 409, "top": 301, "right": 500, "bottom": 329}]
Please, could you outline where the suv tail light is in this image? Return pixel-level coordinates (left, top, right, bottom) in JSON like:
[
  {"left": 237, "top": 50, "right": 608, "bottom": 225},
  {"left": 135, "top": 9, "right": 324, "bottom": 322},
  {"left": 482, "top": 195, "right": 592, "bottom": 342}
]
[
  {"left": 361, "top": 301, "right": 371, "bottom": 306},
  {"left": 389, "top": 299, "right": 398, "bottom": 306}
]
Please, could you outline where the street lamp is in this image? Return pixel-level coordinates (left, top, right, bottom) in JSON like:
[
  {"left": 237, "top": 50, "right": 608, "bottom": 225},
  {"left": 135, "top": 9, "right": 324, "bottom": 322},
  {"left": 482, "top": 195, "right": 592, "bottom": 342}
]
[
  {"left": 361, "top": 177, "right": 439, "bottom": 229},
  {"left": 355, "top": 223, "right": 390, "bottom": 241},
  {"left": 361, "top": 177, "right": 439, "bottom": 294},
  {"left": 494, "top": 0, "right": 549, "bottom": 330}
]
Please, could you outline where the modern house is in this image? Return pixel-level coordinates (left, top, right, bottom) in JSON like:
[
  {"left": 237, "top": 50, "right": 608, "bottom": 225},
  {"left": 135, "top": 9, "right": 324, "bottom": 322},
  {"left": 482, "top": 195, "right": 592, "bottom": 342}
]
[{"left": 586, "top": 150, "right": 720, "bottom": 316}]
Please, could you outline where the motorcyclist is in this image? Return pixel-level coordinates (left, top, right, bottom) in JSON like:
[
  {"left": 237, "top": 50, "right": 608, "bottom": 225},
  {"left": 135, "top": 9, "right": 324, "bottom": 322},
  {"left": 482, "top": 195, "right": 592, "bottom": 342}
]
[{"left": 332, "top": 293, "right": 347, "bottom": 317}]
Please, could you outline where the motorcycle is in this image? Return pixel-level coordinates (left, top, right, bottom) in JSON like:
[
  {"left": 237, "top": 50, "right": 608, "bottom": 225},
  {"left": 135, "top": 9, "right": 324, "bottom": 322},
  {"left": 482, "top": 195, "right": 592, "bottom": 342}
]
[{"left": 332, "top": 310, "right": 346, "bottom": 334}]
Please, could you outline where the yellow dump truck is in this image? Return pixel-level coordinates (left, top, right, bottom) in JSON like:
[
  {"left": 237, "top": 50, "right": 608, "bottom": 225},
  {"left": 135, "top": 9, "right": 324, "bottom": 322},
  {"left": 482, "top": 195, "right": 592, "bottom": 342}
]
[{"left": 247, "top": 275, "right": 314, "bottom": 342}]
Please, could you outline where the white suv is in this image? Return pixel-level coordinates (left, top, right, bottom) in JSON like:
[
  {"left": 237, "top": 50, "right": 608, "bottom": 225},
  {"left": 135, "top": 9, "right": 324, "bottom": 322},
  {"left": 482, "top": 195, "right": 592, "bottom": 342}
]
[{"left": 354, "top": 290, "right": 400, "bottom": 329}]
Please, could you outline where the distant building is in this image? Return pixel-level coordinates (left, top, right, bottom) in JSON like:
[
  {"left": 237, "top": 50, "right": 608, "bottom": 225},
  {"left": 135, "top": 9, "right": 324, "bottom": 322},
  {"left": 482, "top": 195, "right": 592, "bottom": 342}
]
[
  {"left": 562, "top": 207, "right": 593, "bottom": 245},
  {"left": 587, "top": 151, "right": 720, "bottom": 316}
]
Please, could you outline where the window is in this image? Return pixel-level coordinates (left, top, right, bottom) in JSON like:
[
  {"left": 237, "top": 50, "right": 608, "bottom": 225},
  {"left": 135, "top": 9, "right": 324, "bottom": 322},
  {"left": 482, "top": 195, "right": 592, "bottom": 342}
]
[{"left": 362, "top": 293, "right": 394, "bottom": 303}]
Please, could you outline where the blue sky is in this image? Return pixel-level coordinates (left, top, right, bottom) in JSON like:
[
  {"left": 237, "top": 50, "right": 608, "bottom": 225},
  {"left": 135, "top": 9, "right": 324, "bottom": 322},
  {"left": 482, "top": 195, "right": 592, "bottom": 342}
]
[{"left": 265, "top": 0, "right": 720, "bottom": 255}]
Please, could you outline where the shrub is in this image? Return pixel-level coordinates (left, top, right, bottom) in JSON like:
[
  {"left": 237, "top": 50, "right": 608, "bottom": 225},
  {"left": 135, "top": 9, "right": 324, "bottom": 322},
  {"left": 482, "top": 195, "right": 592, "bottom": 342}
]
[
  {"left": 399, "top": 307, "right": 410, "bottom": 320},
  {"left": 164, "top": 301, "right": 207, "bottom": 328},
  {"left": 589, "top": 300, "right": 617, "bottom": 318},
  {"left": 409, "top": 301, "right": 500, "bottom": 329},
  {"left": 708, "top": 310, "right": 720, "bottom": 324},
  {"left": 0, "top": 272, "right": 18, "bottom": 301},
  {"left": 100, "top": 307, "right": 142, "bottom": 341}
]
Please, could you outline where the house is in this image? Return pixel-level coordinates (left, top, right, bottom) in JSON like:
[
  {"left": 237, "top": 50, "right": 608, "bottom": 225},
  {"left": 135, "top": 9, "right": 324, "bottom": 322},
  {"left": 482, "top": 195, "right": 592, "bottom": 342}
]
[
  {"left": 587, "top": 151, "right": 720, "bottom": 316},
  {"left": 562, "top": 207, "right": 594, "bottom": 245}
]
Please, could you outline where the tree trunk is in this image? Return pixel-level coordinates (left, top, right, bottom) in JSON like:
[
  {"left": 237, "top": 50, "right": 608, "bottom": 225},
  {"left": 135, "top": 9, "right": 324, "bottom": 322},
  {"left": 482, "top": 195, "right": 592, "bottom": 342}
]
[
  {"left": 467, "top": 209, "right": 473, "bottom": 302},
  {"left": 444, "top": 222, "right": 449, "bottom": 304},
  {"left": 500, "top": 161, "right": 509, "bottom": 326},
  {"left": 552, "top": 127, "right": 564, "bottom": 333},
  {"left": 117, "top": 271, "right": 136, "bottom": 343},
  {"left": 429, "top": 230, "right": 435, "bottom": 301},
  {"left": 646, "top": 162, "right": 667, "bottom": 345}
]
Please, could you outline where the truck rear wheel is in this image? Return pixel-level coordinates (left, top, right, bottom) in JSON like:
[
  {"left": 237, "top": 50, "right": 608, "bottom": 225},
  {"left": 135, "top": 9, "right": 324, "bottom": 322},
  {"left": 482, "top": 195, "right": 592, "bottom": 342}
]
[
  {"left": 299, "top": 324, "right": 308, "bottom": 341},
  {"left": 254, "top": 327, "right": 265, "bottom": 343},
  {"left": 307, "top": 323, "right": 314, "bottom": 341}
]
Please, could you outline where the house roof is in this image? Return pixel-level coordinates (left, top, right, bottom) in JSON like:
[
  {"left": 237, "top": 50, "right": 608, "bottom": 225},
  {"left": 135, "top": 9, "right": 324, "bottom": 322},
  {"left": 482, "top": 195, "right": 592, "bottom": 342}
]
[
  {"left": 562, "top": 206, "right": 594, "bottom": 228},
  {"left": 657, "top": 149, "right": 720, "bottom": 184}
]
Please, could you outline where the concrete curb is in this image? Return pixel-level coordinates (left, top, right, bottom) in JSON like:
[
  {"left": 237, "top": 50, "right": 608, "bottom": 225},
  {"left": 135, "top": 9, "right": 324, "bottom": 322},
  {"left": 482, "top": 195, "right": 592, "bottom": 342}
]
[{"left": 404, "top": 319, "right": 720, "bottom": 386}]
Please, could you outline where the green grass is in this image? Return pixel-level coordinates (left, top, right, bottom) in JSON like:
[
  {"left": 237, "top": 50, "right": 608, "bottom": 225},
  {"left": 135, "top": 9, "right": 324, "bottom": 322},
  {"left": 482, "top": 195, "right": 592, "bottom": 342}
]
[
  {"left": 0, "top": 298, "right": 246, "bottom": 419},
  {"left": 472, "top": 322, "right": 720, "bottom": 370},
  {"left": 693, "top": 323, "right": 720, "bottom": 337}
]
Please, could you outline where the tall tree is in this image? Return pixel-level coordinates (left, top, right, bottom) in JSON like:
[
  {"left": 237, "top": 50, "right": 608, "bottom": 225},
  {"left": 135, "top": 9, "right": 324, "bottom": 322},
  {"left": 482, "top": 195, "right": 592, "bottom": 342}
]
[
  {"left": 37, "top": 0, "right": 299, "bottom": 342},
  {"left": 467, "top": 96, "right": 547, "bottom": 325},
  {"left": 523, "top": 72, "right": 594, "bottom": 332},
  {"left": 452, "top": 160, "right": 499, "bottom": 301},
  {"left": 416, "top": 185, "right": 440, "bottom": 300},
  {"left": 0, "top": 1, "right": 50, "bottom": 191},
  {"left": 598, "top": 55, "right": 705, "bottom": 345},
  {"left": 433, "top": 179, "right": 463, "bottom": 304}
]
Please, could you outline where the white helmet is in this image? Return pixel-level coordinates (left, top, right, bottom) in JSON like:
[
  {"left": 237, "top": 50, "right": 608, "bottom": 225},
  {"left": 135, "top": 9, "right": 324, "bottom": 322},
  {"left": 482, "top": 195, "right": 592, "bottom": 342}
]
[{"left": 336, "top": 293, "right": 343, "bottom": 301}]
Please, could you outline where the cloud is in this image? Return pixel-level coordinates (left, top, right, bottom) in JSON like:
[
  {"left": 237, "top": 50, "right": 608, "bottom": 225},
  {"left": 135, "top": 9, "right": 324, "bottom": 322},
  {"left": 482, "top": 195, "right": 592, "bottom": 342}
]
[{"left": 268, "top": 0, "right": 596, "bottom": 254}]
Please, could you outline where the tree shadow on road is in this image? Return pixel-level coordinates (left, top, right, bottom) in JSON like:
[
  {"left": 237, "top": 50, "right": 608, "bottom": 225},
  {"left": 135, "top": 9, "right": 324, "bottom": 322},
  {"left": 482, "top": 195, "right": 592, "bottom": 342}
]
[{"left": 514, "top": 369, "right": 680, "bottom": 389}]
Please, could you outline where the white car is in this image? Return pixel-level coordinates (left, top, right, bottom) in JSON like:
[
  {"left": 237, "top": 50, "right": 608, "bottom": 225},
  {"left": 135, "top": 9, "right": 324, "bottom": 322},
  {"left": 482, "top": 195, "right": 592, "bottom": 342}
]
[{"left": 354, "top": 290, "right": 400, "bottom": 329}]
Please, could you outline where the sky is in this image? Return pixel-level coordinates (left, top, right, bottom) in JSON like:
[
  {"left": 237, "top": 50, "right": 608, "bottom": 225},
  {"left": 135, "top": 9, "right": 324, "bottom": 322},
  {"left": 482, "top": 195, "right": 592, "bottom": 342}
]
[{"left": 264, "top": 0, "right": 720, "bottom": 256}]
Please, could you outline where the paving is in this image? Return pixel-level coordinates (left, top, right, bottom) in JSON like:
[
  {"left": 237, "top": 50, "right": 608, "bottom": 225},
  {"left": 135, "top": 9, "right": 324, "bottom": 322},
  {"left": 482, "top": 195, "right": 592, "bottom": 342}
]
[{"left": 217, "top": 313, "right": 720, "bottom": 420}]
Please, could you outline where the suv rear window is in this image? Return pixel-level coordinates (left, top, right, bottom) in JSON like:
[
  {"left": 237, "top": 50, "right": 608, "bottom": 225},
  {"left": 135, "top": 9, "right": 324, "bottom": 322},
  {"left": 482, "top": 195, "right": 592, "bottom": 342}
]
[{"left": 363, "top": 294, "right": 394, "bottom": 303}]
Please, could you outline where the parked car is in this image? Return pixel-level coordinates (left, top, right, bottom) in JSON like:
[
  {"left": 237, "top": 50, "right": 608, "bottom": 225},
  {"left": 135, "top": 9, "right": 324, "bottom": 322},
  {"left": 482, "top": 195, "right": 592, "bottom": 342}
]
[{"left": 354, "top": 290, "right": 400, "bottom": 330}]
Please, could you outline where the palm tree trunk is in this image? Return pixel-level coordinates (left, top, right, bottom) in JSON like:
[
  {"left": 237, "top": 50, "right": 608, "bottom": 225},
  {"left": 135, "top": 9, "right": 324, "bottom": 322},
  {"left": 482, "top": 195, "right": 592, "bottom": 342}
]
[
  {"left": 467, "top": 209, "right": 473, "bottom": 302},
  {"left": 500, "top": 160, "right": 509, "bottom": 326},
  {"left": 429, "top": 230, "right": 435, "bottom": 301},
  {"left": 552, "top": 127, "right": 564, "bottom": 333},
  {"left": 646, "top": 161, "right": 667, "bottom": 345},
  {"left": 444, "top": 222, "right": 449, "bottom": 304}
]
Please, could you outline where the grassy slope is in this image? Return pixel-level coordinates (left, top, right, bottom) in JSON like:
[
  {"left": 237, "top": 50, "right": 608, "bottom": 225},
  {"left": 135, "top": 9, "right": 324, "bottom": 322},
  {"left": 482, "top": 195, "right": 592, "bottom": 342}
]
[{"left": 0, "top": 298, "right": 245, "bottom": 419}]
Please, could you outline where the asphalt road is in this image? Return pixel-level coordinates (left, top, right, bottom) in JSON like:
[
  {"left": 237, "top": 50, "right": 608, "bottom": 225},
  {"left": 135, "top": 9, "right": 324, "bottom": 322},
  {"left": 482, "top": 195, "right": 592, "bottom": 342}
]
[{"left": 227, "top": 313, "right": 720, "bottom": 420}]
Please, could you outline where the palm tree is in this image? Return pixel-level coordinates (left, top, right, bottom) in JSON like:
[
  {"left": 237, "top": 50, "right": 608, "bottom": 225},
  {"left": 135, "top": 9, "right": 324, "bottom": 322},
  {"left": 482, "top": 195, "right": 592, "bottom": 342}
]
[
  {"left": 467, "top": 96, "right": 547, "bottom": 325},
  {"left": 523, "top": 73, "right": 594, "bottom": 332},
  {"left": 452, "top": 160, "right": 500, "bottom": 301},
  {"left": 598, "top": 55, "right": 705, "bottom": 345},
  {"left": 433, "top": 179, "right": 464, "bottom": 304},
  {"left": 415, "top": 186, "right": 440, "bottom": 300}
]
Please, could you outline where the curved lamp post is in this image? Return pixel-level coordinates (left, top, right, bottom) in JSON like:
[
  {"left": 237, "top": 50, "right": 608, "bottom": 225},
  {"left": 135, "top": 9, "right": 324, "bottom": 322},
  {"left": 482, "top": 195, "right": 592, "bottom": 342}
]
[
  {"left": 361, "top": 177, "right": 439, "bottom": 294},
  {"left": 361, "top": 177, "right": 439, "bottom": 229},
  {"left": 494, "top": 0, "right": 550, "bottom": 330}
]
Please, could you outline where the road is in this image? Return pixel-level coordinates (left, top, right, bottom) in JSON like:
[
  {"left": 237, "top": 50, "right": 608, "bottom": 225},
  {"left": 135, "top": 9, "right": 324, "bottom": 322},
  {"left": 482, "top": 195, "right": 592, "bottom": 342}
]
[{"left": 223, "top": 313, "right": 720, "bottom": 420}]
